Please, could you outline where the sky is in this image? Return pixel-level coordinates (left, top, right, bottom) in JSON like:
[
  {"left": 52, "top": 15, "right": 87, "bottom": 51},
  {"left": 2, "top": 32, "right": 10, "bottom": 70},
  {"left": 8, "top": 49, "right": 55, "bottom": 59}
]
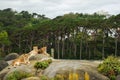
[{"left": 0, "top": 0, "right": 120, "bottom": 18}]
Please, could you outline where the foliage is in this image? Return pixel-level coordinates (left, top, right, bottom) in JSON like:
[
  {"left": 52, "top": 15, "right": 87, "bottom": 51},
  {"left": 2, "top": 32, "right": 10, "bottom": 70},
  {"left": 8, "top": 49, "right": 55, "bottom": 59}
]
[
  {"left": 55, "top": 74, "right": 65, "bottom": 80},
  {"left": 0, "top": 8, "right": 120, "bottom": 59},
  {"left": 84, "top": 72, "right": 90, "bottom": 80},
  {"left": 6, "top": 70, "right": 32, "bottom": 80},
  {"left": 69, "top": 73, "right": 79, "bottom": 80},
  {"left": 34, "top": 59, "right": 52, "bottom": 70},
  {"left": 0, "top": 31, "right": 10, "bottom": 45},
  {"left": 40, "top": 75, "right": 49, "bottom": 80},
  {"left": 98, "top": 56, "right": 120, "bottom": 80},
  {"left": 34, "top": 61, "right": 48, "bottom": 70},
  {"left": 44, "top": 59, "right": 52, "bottom": 64}
]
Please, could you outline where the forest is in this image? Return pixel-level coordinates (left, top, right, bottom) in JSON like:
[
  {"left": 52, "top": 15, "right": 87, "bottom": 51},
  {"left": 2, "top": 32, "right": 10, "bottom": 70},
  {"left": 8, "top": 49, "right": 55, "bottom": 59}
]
[{"left": 0, "top": 8, "right": 120, "bottom": 59}]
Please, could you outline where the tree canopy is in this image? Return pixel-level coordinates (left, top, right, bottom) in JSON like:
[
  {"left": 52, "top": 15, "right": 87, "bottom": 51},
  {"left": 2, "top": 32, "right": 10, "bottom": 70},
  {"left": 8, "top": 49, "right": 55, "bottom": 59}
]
[{"left": 0, "top": 8, "right": 120, "bottom": 59}]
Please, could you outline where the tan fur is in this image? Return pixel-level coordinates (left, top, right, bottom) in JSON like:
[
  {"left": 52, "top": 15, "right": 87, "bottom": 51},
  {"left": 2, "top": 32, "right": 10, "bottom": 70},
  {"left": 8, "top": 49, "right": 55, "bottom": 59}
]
[
  {"left": 38, "top": 47, "right": 49, "bottom": 56},
  {"left": 38, "top": 47, "right": 47, "bottom": 54},
  {"left": 11, "top": 54, "right": 30, "bottom": 67},
  {"left": 11, "top": 46, "right": 38, "bottom": 67},
  {"left": 29, "top": 46, "right": 38, "bottom": 55}
]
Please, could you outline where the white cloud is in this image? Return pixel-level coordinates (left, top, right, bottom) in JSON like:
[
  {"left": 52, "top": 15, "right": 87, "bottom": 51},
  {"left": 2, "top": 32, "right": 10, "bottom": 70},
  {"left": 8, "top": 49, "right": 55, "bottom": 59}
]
[{"left": 0, "top": 0, "right": 120, "bottom": 18}]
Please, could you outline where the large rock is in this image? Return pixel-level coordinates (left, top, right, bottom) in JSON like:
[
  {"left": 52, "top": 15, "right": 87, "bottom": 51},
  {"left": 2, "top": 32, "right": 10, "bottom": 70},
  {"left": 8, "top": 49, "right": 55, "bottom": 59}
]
[
  {"left": 0, "top": 66, "right": 10, "bottom": 80},
  {"left": 29, "top": 54, "right": 51, "bottom": 60},
  {"left": 116, "top": 75, "right": 120, "bottom": 80},
  {"left": 2, "top": 63, "right": 36, "bottom": 80},
  {"left": 0, "top": 59, "right": 37, "bottom": 80},
  {"left": 4, "top": 53, "right": 19, "bottom": 61},
  {"left": 43, "top": 60, "right": 109, "bottom": 80},
  {"left": 21, "top": 77, "right": 40, "bottom": 80},
  {"left": 0, "top": 60, "right": 109, "bottom": 80},
  {"left": 0, "top": 60, "right": 8, "bottom": 71}
]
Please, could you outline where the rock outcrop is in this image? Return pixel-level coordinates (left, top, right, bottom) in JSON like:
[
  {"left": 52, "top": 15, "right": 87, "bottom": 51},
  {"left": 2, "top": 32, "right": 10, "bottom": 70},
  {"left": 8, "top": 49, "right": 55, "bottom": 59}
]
[
  {"left": 43, "top": 60, "right": 109, "bottom": 80},
  {"left": 21, "top": 77, "right": 40, "bottom": 80},
  {"left": 0, "top": 60, "right": 8, "bottom": 71},
  {"left": 0, "top": 55, "right": 109, "bottom": 80},
  {"left": 4, "top": 53, "right": 19, "bottom": 61},
  {"left": 29, "top": 54, "right": 52, "bottom": 60}
]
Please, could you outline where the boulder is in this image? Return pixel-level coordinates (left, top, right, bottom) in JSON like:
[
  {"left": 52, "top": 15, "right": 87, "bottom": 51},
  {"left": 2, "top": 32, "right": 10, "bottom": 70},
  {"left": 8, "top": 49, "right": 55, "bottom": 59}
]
[
  {"left": 3, "top": 64, "right": 36, "bottom": 80},
  {"left": 0, "top": 60, "right": 36, "bottom": 80},
  {"left": 21, "top": 77, "right": 40, "bottom": 80},
  {"left": 0, "top": 60, "right": 8, "bottom": 71},
  {"left": 0, "top": 59, "right": 110, "bottom": 80},
  {"left": 0, "top": 66, "right": 10, "bottom": 80},
  {"left": 116, "top": 75, "right": 120, "bottom": 80},
  {"left": 43, "top": 60, "right": 109, "bottom": 80},
  {"left": 29, "top": 54, "right": 51, "bottom": 60},
  {"left": 4, "top": 53, "right": 19, "bottom": 61}
]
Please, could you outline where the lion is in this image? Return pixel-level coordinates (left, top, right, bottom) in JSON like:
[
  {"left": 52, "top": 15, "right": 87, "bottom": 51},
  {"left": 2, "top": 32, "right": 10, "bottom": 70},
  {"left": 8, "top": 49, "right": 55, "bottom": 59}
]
[
  {"left": 11, "top": 46, "right": 38, "bottom": 67},
  {"left": 38, "top": 46, "right": 50, "bottom": 56}
]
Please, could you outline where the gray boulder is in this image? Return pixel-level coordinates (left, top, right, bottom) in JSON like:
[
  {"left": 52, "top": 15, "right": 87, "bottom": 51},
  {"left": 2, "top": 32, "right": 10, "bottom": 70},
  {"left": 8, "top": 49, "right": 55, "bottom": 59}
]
[
  {"left": 116, "top": 75, "right": 120, "bottom": 80},
  {"left": 3, "top": 64, "right": 36, "bottom": 80},
  {"left": 0, "top": 54, "right": 34, "bottom": 80},
  {"left": 4, "top": 53, "right": 19, "bottom": 61},
  {"left": 0, "top": 60, "right": 8, "bottom": 71},
  {"left": 43, "top": 60, "right": 109, "bottom": 80},
  {"left": 0, "top": 59, "right": 110, "bottom": 80},
  {"left": 21, "top": 77, "right": 40, "bottom": 80},
  {"left": 29, "top": 54, "right": 51, "bottom": 60}
]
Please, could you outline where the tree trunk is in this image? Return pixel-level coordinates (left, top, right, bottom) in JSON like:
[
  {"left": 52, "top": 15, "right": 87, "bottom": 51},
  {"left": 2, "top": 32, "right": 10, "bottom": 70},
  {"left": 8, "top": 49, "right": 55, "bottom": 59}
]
[
  {"left": 54, "top": 36, "right": 57, "bottom": 58},
  {"left": 66, "top": 39, "right": 69, "bottom": 58},
  {"left": 88, "top": 47, "right": 91, "bottom": 59},
  {"left": 18, "top": 36, "right": 21, "bottom": 53},
  {"left": 62, "top": 39, "right": 65, "bottom": 59},
  {"left": 1, "top": 44, "right": 5, "bottom": 56},
  {"left": 29, "top": 36, "right": 34, "bottom": 51},
  {"left": 115, "top": 38, "right": 117, "bottom": 57},
  {"left": 86, "top": 42, "right": 88, "bottom": 59},
  {"left": 69, "top": 43, "right": 72, "bottom": 58},
  {"left": 80, "top": 39, "right": 82, "bottom": 59},
  {"left": 57, "top": 38, "right": 60, "bottom": 59},
  {"left": 102, "top": 34, "right": 105, "bottom": 59},
  {"left": 73, "top": 43, "right": 77, "bottom": 58}
]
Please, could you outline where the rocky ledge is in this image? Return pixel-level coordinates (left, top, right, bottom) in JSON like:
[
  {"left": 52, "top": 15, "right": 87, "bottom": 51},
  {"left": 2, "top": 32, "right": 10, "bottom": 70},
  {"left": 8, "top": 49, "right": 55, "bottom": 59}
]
[{"left": 0, "top": 54, "right": 109, "bottom": 80}]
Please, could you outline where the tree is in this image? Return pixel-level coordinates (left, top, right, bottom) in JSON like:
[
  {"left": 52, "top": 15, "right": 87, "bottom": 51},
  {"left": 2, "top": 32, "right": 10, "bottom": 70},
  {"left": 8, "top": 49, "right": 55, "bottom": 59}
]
[{"left": 0, "top": 31, "right": 10, "bottom": 56}]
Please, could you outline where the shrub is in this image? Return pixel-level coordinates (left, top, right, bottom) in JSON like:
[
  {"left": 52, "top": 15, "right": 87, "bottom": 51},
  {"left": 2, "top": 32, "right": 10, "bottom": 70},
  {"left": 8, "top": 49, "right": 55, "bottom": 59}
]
[
  {"left": 69, "top": 73, "right": 79, "bottom": 80},
  {"left": 44, "top": 59, "right": 52, "bottom": 64},
  {"left": 39, "top": 75, "right": 58, "bottom": 80},
  {"left": 40, "top": 75, "right": 49, "bottom": 80},
  {"left": 98, "top": 56, "right": 120, "bottom": 80},
  {"left": 34, "top": 61, "right": 49, "bottom": 70},
  {"left": 84, "top": 72, "right": 90, "bottom": 80},
  {"left": 5, "top": 70, "right": 32, "bottom": 80},
  {"left": 34, "top": 59, "right": 52, "bottom": 70}
]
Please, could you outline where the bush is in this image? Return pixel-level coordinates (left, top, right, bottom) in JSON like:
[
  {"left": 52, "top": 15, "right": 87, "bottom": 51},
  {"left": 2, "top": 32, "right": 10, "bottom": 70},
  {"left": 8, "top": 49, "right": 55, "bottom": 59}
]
[
  {"left": 98, "top": 56, "right": 120, "bottom": 80},
  {"left": 44, "top": 59, "right": 52, "bottom": 64},
  {"left": 40, "top": 75, "right": 49, "bottom": 80},
  {"left": 34, "top": 61, "right": 49, "bottom": 70},
  {"left": 34, "top": 59, "right": 52, "bottom": 70},
  {"left": 5, "top": 70, "right": 32, "bottom": 80}
]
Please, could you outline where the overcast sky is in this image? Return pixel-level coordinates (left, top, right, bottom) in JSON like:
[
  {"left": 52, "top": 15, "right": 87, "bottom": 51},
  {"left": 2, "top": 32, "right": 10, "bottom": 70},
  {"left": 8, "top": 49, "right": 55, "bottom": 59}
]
[{"left": 0, "top": 0, "right": 120, "bottom": 18}]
